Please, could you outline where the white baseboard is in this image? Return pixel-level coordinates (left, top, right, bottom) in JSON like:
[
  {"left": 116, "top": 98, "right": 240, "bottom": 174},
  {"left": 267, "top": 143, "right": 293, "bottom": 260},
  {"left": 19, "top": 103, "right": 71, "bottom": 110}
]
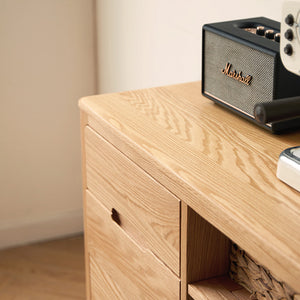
[{"left": 0, "top": 209, "right": 83, "bottom": 250}]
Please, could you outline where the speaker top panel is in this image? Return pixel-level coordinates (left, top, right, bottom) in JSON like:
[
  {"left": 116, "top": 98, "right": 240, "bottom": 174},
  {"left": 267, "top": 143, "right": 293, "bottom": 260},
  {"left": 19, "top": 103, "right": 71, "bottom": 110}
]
[{"left": 203, "top": 17, "right": 280, "bottom": 55}]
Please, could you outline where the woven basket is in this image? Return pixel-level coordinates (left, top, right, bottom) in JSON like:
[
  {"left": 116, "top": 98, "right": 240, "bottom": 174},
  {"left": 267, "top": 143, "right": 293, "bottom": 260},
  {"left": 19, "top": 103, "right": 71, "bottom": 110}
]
[{"left": 229, "top": 243, "right": 299, "bottom": 300}]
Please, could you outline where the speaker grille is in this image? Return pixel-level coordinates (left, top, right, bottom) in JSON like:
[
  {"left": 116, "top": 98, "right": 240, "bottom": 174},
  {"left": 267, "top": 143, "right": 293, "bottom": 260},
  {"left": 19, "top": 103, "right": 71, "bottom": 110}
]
[{"left": 203, "top": 31, "right": 274, "bottom": 117}]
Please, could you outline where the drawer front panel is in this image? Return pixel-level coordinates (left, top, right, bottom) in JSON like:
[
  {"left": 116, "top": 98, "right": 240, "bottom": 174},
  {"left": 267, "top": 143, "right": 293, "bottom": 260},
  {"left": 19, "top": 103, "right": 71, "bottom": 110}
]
[
  {"left": 86, "top": 190, "right": 180, "bottom": 300},
  {"left": 85, "top": 126, "right": 180, "bottom": 275}
]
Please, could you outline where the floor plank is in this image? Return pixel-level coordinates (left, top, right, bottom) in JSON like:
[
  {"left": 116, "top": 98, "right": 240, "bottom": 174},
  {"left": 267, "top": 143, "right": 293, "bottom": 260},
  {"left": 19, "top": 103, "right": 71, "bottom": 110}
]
[{"left": 0, "top": 235, "right": 85, "bottom": 300}]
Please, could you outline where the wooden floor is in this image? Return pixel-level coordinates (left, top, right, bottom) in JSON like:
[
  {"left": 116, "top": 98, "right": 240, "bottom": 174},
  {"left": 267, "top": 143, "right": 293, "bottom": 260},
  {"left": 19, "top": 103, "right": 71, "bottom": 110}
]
[{"left": 0, "top": 235, "right": 86, "bottom": 300}]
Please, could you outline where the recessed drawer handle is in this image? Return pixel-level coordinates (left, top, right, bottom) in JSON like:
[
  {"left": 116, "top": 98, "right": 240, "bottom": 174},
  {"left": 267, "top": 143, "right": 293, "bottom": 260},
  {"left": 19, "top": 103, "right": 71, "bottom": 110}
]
[
  {"left": 110, "top": 207, "right": 148, "bottom": 252},
  {"left": 111, "top": 208, "right": 121, "bottom": 226}
]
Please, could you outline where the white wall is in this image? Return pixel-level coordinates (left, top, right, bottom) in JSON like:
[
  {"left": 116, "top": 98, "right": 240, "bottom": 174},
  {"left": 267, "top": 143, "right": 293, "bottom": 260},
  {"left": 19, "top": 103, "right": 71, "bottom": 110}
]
[
  {"left": 0, "top": 0, "right": 96, "bottom": 249},
  {"left": 96, "top": 0, "right": 283, "bottom": 94},
  {"left": 0, "top": 0, "right": 285, "bottom": 249}
]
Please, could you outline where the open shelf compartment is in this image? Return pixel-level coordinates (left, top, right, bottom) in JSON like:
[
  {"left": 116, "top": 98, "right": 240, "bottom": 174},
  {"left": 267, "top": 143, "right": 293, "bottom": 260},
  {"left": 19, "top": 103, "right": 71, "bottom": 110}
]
[{"left": 181, "top": 204, "right": 251, "bottom": 300}]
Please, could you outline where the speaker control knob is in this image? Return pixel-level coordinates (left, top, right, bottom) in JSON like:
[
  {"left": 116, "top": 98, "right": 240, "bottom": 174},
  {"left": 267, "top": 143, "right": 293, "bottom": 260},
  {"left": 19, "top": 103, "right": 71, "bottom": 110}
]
[
  {"left": 265, "top": 30, "right": 275, "bottom": 39},
  {"left": 284, "top": 44, "right": 293, "bottom": 56},
  {"left": 285, "top": 14, "right": 294, "bottom": 26},
  {"left": 284, "top": 29, "right": 294, "bottom": 41},
  {"left": 256, "top": 26, "right": 265, "bottom": 36},
  {"left": 274, "top": 33, "right": 280, "bottom": 42}
]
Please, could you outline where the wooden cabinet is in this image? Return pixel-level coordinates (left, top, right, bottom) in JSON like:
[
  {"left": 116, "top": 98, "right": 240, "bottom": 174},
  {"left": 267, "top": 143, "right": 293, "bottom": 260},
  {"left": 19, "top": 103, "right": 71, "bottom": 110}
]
[{"left": 80, "top": 82, "right": 300, "bottom": 299}]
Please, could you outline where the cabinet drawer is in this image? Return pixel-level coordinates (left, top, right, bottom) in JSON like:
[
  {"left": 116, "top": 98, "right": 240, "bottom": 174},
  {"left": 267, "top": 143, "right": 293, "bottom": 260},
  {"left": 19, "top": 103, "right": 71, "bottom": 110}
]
[
  {"left": 84, "top": 126, "right": 180, "bottom": 275},
  {"left": 85, "top": 190, "right": 180, "bottom": 299}
]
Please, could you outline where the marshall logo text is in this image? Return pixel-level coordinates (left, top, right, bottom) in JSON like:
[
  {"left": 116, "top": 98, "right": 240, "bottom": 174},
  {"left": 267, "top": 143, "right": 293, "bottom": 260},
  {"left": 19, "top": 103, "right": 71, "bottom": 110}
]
[{"left": 221, "top": 62, "right": 252, "bottom": 86}]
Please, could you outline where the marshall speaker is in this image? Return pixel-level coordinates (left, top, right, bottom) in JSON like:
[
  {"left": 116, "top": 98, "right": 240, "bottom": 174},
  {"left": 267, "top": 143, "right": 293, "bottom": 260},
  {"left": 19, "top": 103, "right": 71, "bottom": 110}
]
[{"left": 202, "top": 17, "right": 300, "bottom": 133}]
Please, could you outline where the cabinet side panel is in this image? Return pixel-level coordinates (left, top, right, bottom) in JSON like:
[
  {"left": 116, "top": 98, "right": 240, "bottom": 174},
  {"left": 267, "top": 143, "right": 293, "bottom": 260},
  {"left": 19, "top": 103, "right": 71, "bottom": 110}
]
[
  {"left": 80, "top": 112, "right": 90, "bottom": 300},
  {"left": 187, "top": 206, "right": 231, "bottom": 281}
]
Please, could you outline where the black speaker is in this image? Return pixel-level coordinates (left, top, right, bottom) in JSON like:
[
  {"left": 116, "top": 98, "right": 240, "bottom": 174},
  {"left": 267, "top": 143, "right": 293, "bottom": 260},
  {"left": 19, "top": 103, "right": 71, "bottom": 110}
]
[{"left": 202, "top": 17, "right": 300, "bottom": 133}]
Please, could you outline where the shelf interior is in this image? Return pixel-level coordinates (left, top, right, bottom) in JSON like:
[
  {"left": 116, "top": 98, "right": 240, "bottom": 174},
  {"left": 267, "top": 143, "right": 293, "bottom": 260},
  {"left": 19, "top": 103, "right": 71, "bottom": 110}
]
[{"left": 188, "top": 275, "right": 251, "bottom": 300}]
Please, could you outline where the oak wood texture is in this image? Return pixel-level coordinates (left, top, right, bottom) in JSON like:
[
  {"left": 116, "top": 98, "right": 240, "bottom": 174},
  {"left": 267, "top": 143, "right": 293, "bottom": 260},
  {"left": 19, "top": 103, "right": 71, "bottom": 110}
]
[
  {"left": 85, "top": 190, "right": 180, "bottom": 299},
  {"left": 188, "top": 276, "right": 251, "bottom": 300},
  {"left": 79, "top": 81, "right": 300, "bottom": 292},
  {"left": 0, "top": 235, "right": 85, "bottom": 300},
  {"left": 85, "top": 125, "right": 180, "bottom": 275}
]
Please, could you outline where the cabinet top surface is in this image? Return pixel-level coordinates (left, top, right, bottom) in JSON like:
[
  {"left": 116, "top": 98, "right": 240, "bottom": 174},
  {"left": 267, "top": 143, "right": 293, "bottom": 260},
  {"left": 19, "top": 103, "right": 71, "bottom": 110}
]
[{"left": 79, "top": 81, "right": 300, "bottom": 290}]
